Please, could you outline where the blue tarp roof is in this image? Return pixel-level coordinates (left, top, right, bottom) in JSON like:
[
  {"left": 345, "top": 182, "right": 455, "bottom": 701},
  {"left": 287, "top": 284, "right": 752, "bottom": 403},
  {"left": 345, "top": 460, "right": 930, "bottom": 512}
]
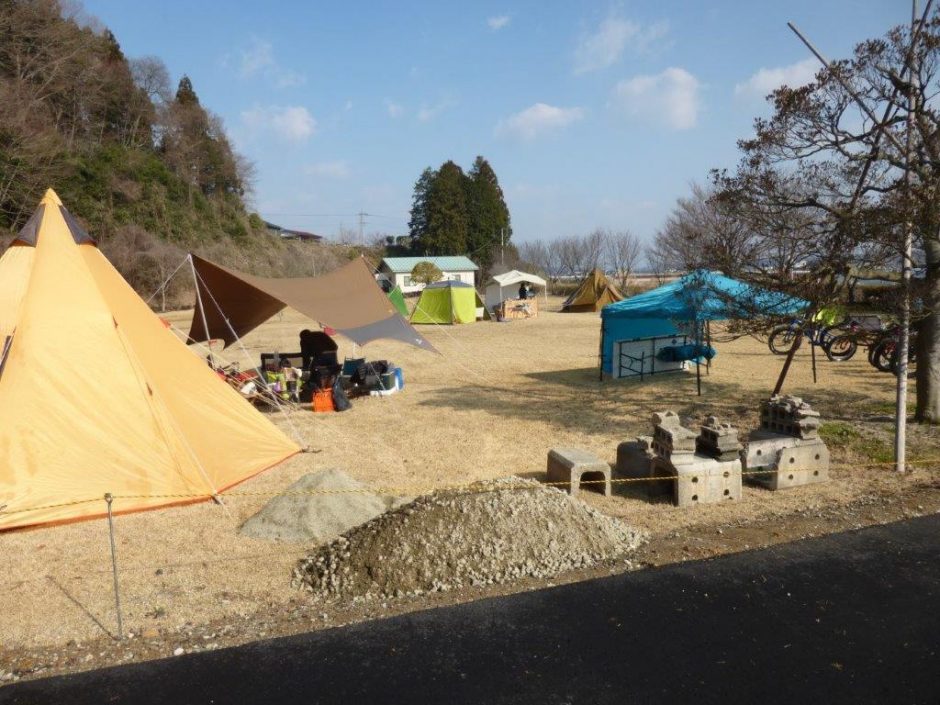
[{"left": 601, "top": 270, "right": 808, "bottom": 322}]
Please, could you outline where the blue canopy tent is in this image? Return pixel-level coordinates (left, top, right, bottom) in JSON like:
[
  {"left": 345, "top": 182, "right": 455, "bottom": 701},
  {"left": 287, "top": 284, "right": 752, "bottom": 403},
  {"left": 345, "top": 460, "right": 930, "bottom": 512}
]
[{"left": 600, "top": 271, "right": 808, "bottom": 387}]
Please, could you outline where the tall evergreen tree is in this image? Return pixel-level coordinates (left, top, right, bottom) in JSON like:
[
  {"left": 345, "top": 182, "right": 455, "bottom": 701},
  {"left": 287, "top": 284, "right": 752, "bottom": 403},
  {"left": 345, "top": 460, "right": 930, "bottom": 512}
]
[
  {"left": 423, "top": 160, "right": 468, "bottom": 255},
  {"left": 466, "top": 156, "right": 510, "bottom": 272},
  {"left": 174, "top": 75, "right": 199, "bottom": 106},
  {"left": 407, "top": 166, "right": 437, "bottom": 250}
]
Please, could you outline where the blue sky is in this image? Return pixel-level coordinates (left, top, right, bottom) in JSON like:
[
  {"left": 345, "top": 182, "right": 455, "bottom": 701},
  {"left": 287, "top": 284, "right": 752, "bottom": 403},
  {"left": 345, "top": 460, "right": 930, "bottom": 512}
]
[{"left": 81, "top": 1, "right": 905, "bottom": 247}]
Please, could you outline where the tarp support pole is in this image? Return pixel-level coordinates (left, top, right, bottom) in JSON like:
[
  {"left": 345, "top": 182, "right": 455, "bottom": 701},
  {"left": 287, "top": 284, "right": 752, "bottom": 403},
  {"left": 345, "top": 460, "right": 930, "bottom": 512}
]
[
  {"left": 189, "top": 254, "right": 213, "bottom": 365},
  {"left": 695, "top": 320, "right": 702, "bottom": 396},
  {"left": 191, "top": 264, "right": 308, "bottom": 449},
  {"left": 705, "top": 321, "right": 712, "bottom": 375},
  {"left": 105, "top": 493, "right": 124, "bottom": 640}
]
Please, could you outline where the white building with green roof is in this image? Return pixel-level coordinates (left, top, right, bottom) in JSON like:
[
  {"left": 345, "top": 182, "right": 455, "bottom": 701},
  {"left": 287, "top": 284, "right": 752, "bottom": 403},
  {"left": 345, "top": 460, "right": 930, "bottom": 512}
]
[{"left": 378, "top": 256, "right": 479, "bottom": 294}]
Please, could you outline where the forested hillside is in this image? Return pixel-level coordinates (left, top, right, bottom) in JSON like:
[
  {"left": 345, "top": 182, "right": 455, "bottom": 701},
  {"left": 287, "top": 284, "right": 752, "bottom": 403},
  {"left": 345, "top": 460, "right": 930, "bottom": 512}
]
[{"left": 0, "top": 0, "right": 355, "bottom": 305}]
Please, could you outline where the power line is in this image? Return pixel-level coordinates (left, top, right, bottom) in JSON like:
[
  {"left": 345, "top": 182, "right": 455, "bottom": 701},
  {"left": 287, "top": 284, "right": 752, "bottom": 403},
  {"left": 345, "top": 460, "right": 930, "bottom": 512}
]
[{"left": 260, "top": 212, "right": 402, "bottom": 219}]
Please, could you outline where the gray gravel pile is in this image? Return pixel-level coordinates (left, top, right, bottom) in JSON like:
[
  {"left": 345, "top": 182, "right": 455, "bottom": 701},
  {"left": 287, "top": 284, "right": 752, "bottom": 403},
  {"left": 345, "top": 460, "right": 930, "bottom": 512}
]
[
  {"left": 292, "top": 477, "right": 646, "bottom": 600},
  {"left": 240, "top": 469, "right": 411, "bottom": 543}
]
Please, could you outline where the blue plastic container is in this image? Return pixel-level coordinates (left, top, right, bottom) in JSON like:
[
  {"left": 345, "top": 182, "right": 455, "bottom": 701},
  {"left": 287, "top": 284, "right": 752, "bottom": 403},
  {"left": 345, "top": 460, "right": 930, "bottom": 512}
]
[{"left": 394, "top": 367, "right": 404, "bottom": 389}]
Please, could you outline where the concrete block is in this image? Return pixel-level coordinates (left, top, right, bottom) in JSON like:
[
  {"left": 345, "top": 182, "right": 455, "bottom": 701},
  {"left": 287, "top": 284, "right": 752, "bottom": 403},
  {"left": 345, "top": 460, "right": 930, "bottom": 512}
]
[
  {"left": 651, "top": 410, "right": 697, "bottom": 459},
  {"left": 749, "top": 440, "right": 829, "bottom": 490},
  {"left": 547, "top": 448, "right": 611, "bottom": 497},
  {"left": 651, "top": 455, "right": 742, "bottom": 507},
  {"left": 616, "top": 437, "right": 654, "bottom": 479}
]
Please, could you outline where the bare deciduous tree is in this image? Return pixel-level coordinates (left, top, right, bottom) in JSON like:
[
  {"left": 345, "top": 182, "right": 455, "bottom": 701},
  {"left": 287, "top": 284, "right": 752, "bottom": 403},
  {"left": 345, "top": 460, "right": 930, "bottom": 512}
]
[{"left": 604, "top": 229, "right": 641, "bottom": 292}]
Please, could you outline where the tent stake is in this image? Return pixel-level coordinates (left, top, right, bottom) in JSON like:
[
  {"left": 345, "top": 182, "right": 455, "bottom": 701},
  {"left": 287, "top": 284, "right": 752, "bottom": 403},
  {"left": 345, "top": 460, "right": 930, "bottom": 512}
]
[{"left": 104, "top": 493, "right": 124, "bottom": 640}]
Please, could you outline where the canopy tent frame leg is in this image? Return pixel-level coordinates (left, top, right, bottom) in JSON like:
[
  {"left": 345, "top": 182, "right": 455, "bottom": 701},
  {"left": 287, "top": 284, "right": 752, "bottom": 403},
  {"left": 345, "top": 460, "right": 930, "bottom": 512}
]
[
  {"left": 811, "top": 337, "right": 818, "bottom": 384},
  {"left": 705, "top": 320, "right": 712, "bottom": 376}
]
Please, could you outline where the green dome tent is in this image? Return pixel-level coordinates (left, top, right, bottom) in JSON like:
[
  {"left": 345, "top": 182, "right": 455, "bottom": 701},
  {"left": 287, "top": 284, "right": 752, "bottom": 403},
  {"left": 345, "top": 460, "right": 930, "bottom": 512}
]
[
  {"left": 410, "top": 280, "right": 487, "bottom": 324},
  {"left": 388, "top": 285, "right": 409, "bottom": 318}
]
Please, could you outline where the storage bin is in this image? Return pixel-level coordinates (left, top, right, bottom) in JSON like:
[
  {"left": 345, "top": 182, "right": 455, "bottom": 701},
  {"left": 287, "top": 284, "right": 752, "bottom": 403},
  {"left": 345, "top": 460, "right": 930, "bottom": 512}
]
[{"left": 312, "top": 389, "right": 335, "bottom": 413}]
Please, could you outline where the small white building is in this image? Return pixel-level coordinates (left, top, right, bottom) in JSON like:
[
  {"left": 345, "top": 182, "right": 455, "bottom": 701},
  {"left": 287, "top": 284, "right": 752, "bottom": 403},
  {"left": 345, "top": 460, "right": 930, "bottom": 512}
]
[{"left": 378, "top": 256, "right": 479, "bottom": 294}]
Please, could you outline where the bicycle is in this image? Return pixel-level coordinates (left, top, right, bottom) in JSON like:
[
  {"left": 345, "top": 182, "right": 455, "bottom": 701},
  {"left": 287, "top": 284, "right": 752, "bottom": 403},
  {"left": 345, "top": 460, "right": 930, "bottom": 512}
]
[
  {"left": 868, "top": 327, "right": 918, "bottom": 376},
  {"left": 767, "top": 317, "right": 861, "bottom": 361}
]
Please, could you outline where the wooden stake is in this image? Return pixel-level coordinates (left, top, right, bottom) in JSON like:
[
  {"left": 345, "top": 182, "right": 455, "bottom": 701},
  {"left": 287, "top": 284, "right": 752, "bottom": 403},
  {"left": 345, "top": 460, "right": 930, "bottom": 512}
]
[{"left": 772, "top": 331, "right": 803, "bottom": 396}]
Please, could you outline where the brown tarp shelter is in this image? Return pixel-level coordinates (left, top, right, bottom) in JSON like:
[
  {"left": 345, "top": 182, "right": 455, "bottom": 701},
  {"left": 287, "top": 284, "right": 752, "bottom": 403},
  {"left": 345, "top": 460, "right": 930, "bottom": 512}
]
[
  {"left": 561, "top": 269, "right": 623, "bottom": 312},
  {"left": 0, "top": 190, "right": 299, "bottom": 530},
  {"left": 187, "top": 255, "right": 437, "bottom": 353}
]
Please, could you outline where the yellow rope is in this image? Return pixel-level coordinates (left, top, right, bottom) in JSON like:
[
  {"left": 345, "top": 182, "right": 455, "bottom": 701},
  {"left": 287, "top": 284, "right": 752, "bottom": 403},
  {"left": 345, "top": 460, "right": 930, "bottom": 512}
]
[{"left": 2, "top": 457, "right": 938, "bottom": 518}]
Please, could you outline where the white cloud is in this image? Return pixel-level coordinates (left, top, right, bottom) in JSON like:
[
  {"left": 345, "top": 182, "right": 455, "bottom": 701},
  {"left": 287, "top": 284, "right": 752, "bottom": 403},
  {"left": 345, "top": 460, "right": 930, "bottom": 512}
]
[
  {"left": 417, "top": 97, "right": 456, "bottom": 122},
  {"left": 305, "top": 160, "right": 350, "bottom": 179},
  {"left": 386, "top": 100, "right": 404, "bottom": 118},
  {"left": 610, "top": 67, "right": 701, "bottom": 130},
  {"left": 573, "top": 16, "right": 668, "bottom": 74},
  {"left": 496, "top": 103, "right": 585, "bottom": 140},
  {"left": 239, "top": 39, "right": 274, "bottom": 77},
  {"left": 487, "top": 15, "right": 511, "bottom": 31},
  {"left": 241, "top": 105, "right": 317, "bottom": 141},
  {"left": 734, "top": 58, "right": 818, "bottom": 98},
  {"left": 235, "top": 37, "right": 306, "bottom": 88}
]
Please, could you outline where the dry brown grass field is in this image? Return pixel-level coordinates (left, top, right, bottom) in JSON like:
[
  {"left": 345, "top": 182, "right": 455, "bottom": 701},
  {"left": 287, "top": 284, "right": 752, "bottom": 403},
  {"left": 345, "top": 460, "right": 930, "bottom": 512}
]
[{"left": 2, "top": 296, "right": 938, "bottom": 678}]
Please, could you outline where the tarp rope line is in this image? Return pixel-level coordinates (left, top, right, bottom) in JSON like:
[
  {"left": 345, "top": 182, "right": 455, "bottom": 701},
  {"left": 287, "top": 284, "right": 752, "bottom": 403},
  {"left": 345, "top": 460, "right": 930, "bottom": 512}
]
[
  {"left": 3, "top": 457, "right": 937, "bottom": 519},
  {"left": 191, "top": 261, "right": 310, "bottom": 451},
  {"left": 143, "top": 254, "right": 190, "bottom": 308},
  {"left": 410, "top": 299, "right": 501, "bottom": 388}
]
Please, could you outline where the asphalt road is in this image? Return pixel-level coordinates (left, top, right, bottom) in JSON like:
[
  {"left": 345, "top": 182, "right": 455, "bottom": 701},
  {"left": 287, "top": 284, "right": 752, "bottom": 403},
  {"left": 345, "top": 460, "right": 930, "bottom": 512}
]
[{"left": 3, "top": 515, "right": 939, "bottom": 705}]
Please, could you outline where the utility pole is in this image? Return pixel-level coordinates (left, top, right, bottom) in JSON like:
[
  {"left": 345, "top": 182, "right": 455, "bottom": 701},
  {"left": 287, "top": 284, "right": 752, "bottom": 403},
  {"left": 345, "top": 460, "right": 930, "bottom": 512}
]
[
  {"left": 357, "top": 211, "right": 366, "bottom": 246},
  {"left": 500, "top": 228, "right": 505, "bottom": 267}
]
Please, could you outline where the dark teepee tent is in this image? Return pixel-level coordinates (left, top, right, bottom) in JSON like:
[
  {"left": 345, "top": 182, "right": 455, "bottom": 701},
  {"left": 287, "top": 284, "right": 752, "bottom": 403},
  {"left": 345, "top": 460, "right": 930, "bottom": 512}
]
[{"left": 561, "top": 269, "right": 623, "bottom": 312}]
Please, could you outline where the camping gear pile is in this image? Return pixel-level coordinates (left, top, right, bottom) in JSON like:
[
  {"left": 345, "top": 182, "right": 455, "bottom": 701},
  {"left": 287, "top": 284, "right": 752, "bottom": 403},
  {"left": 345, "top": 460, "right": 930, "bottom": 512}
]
[
  {"left": 248, "top": 347, "right": 402, "bottom": 413},
  {"left": 339, "top": 357, "right": 404, "bottom": 399}
]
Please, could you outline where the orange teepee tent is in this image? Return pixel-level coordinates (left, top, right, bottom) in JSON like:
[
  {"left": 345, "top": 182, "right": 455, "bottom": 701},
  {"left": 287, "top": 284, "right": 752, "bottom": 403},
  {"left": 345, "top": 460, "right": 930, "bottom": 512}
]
[{"left": 0, "top": 190, "right": 300, "bottom": 530}]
